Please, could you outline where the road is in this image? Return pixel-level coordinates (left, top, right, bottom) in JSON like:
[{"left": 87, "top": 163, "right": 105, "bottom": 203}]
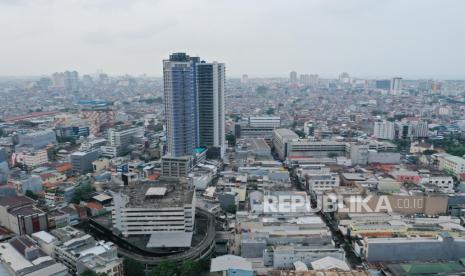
[
  {"left": 88, "top": 208, "right": 216, "bottom": 267},
  {"left": 290, "top": 171, "right": 365, "bottom": 269}
]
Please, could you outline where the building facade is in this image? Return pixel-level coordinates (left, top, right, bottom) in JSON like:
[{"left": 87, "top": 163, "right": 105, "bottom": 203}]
[
  {"left": 197, "top": 62, "right": 226, "bottom": 152},
  {"left": 163, "top": 53, "right": 200, "bottom": 157}
]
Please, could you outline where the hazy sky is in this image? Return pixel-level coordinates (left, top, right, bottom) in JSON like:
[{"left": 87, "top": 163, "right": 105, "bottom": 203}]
[{"left": 1, "top": 0, "right": 465, "bottom": 78}]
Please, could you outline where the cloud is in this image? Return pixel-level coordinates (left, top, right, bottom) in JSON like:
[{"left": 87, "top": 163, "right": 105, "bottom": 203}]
[{"left": 0, "top": 0, "right": 464, "bottom": 78}]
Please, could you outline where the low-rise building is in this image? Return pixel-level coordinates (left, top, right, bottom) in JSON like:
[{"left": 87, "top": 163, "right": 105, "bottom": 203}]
[
  {"left": 0, "top": 236, "right": 68, "bottom": 276},
  {"left": 0, "top": 196, "right": 48, "bottom": 235},
  {"left": 52, "top": 226, "right": 123, "bottom": 275}
]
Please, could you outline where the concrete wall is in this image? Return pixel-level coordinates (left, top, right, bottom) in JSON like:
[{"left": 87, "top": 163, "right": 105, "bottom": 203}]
[{"left": 366, "top": 237, "right": 465, "bottom": 262}]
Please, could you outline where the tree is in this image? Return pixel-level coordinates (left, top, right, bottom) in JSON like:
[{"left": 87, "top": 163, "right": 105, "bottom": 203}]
[
  {"left": 225, "top": 204, "right": 237, "bottom": 214},
  {"left": 265, "top": 107, "right": 275, "bottom": 115},
  {"left": 123, "top": 258, "right": 145, "bottom": 276},
  {"left": 71, "top": 184, "right": 95, "bottom": 204},
  {"left": 423, "top": 149, "right": 437, "bottom": 155},
  {"left": 225, "top": 133, "right": 236, "bottom": 146},
  {"left": 179, "top": 260, "right": 202, "bottom": 276},
  {"left": 150, "top": 260, "right": 177, "bottom": 276},
  {"left": 294, "top": 130, "right": 306, "bottom": 138},
  {"left": 327, "top": 152, "right": 338, "bottom": 158},
  {"left": 393, "top": 139, "right": 411, "bottom": 151},
  {"left": 25, "top": 190, "right": 38, "bottom": 200},
  {"left": 256, "top": 85, "right": 268, "bottom": 95},
  {"left": 80, "top": 270, "right": 107, "bottom": 276}
]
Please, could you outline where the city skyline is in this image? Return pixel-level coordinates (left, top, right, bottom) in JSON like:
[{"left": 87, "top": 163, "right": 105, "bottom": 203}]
[{"left": 1, "top": 0, "right": 465, "bottom": 78}]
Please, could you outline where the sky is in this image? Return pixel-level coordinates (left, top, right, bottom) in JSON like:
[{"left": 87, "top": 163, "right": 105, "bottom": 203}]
[{"left": 1, "top": 0, "right": 465, "bottom": 78}]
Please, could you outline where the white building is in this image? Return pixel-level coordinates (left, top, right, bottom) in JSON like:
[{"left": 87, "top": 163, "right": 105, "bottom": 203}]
[
  {"left": 111, "top": 179, "right": 196, "bottom": 248},
  {"left": 373, "top": 121, "right": 395, "bottom": 140},
  {"left": 420, "top": 176, "right": 454, "bottom": 193},
  {"left": 107, "top": 126, "right": 144, "bottom": 155},
  {"left": 390, "top": 77, "right": 402, "bottom": 94},
  {"left": 413, "top": 121, "right": 429, "bottom": 138},
  {"left": 14, "top": 148, "right": 49, "bottom": 168},
  {"left": 272, "top": 129, "right": 299, "bottom": 160},
  {"left": 435, "top": 153, "right": 465, "bottom": 176},
  {"left": 248, "top": 116, "right": 281, "bottom": 128},
  {"left": 263, "top": 245, "right": 345, "bottom": 269},
  {"left": 0, "top": 236, "right": 68, "bottom": 276},
  {"left": 307, "top": 173, "right": 340, "bottom": 193},
  {"left": 52, "top": 226, "right": 123, "bottom": 276}
]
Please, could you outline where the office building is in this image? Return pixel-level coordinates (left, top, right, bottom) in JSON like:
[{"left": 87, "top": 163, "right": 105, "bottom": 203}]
[
  {"left": 391, "top": 77, "right": 402, "bottom": 94},
  {"left": 235, "top": 116, "right": 281, "bottom": 140},
  {"left": 412, "top": 120, "right": 429, "bottom": 138},
  {"left": 286, "top": 140, "right": 347, "bottom": 159},
  {"left": 17, "top": 130, "right": 57, "bottom": 150},
  {"left": 435, "top": 153, "right": 465, "bottom": 176},
  {"left": 52, "top": 72, "right": 66, "bottom": 89},
  {"left": 70, "top": 149, "right": 100, "bottom": 174},
  {"left": 241, "top": 74, "right": 249, "bottom": 84},
  {"left": 375, "top": 79, "right": 391, "bottom": 90},
  {"left": 373, "top": 120, "right": 395, "bottom": 140},
  {"left": 289, "top": 71, "right": 298, "bottom": 84},
  {"left": 272, "top": 129, "right": 299, "bottom": 160},
  {"left": 197, "top": 61, "right": 226, "bottom": 154},
  {"left": 163, "top": 52, "right": 200, "bottom": 157},
  {"left": 13, "top": 148, "right": 49, "bottom": 168},
  {"left": 300, "top": 74, "right": 319, "bottom": 86},
  {"left": 359, "top": 233, "right": 465, "bottom": 263},
  {"left": 395, "top": 122, "right": 413, "bottom": 139},
  {"left": 161, "top": 155, "right": 194, "bottom": 177},
  {"left": 64, "top": 70, "right": 79, "bottom": 91},
  {"left": 107, "top": 126, "right": 144, "bottom": 155}
]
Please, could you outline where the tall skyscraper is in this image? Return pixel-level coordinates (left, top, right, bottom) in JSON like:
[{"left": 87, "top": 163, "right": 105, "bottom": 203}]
[
  {"left": 197, "top": 62, "right": 226, "bottom": 152},
  {"left": 241, "top": 74, "right": 249, "bottom": 84},
  {"left": 375, "top": 80, "right": 391, "bottom": 90},
  {"left": 163, "top": 53, "right": 200, "bottom": 157},
  {"left": 64, "top": 70, "right": 79, "bottom": 91},
  {"left": 289, "top": 71, "right": 298, "bottom": 84},
  {"left": 391, "top": 77, "right": 402, "bottom": 94}
]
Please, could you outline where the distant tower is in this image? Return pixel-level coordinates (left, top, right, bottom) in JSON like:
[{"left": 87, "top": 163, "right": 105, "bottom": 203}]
[
  {"left": 290, "top": 71, "right": 298, "bottom": 84},
  {"left": 241, "top": 74, "right": 249, "bottom": 84},
  {"left": 197, "top": 62, "right": 226, "bottom": 155},
  {"left": 64, "top": 70, "right": 79, "bottom": 91},
  {"left": 163, "top": 53, "right": 200, "bottom": 157},
  {"left": 51, "top": 72, "right": 65, "bottom": 89},
  {"left": 391, "top": 77, "right": 403, "bottom": 94},
  {"left": 339, "top": 72, "right": 350, "bottom": 84}
]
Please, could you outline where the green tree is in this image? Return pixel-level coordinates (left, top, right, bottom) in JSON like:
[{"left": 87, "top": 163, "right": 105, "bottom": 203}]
[
  {"left": 179, "top": 260, "right": 202, "bottom": 276},
  {"left": 80, "top": 270, "right": 107, "bottom": 276},
  {"left": 327, "top": 152, "right": 338, "bottom": 158},
  {"left": 150, "top": 260, "right": 177, "bottom": 276},
  {"left": 225, "top": 133, "right": 236, "bottom": 146},
  {"left": 294, "top": 130, "right": 306, "bottom": 138},
  {"left": 25, "top": 190, "right": 38, "bottom": 200},
  {"left": 153, "top": 123, "right": 164, "bottom": 132},
  {"left": 265, "top": 107, "right": 275, "bottom": 115},
  {"left": 123, "top": 258, "right": 145, "bottom": 276},
  {"left": 422, "top": 149, "right": 437, "bottom": 155},
  {"left": 225, "top": 204, "right": 237, "bottom": 214},
  {"left": 256, "top": 85, "right": 268, "bottom": 95},
  {"left": 394, "top": 139, "right": 411, "bottom": 151},
  {"left": 71, "top": 184, "right": 95, "bottom": 204}
]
